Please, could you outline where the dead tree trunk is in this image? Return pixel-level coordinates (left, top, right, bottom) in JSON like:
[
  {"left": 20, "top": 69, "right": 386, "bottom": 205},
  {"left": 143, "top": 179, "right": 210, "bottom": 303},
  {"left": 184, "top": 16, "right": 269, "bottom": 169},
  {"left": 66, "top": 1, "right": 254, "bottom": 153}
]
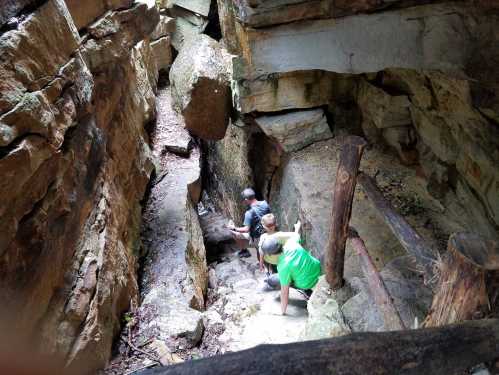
[
  {"left": 325, "top": 136, "right": 367, "bottom": 290},
  {"left": 138, "top": 319, "right": 499, "bottom": 375},
  {"left": 425, "top": 232, "right": 498, "bottom": 327},
  {"left": 357, "top": 172, "right": 436, "bottom": 284},
  {"left": 349, "top": 230, "right": 406, "bottom": 330}
]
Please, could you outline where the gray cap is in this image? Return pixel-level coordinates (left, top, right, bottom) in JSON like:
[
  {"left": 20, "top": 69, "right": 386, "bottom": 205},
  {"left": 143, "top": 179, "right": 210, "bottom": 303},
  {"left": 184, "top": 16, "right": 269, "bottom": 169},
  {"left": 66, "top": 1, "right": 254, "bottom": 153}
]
[
  {"left": 241, "top": 188, "right": 256, "bottom": 200},
  {"left": 261, "top": 236, "right": 281, "bottom": 255}
]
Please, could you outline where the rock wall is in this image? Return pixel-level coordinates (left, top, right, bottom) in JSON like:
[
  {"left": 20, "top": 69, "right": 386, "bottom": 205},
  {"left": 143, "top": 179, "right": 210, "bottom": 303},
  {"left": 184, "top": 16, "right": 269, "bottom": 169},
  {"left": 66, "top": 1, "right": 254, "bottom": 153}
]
[
  {"left": 209, "top": 0, "right": 499, "bottom": 241},
  {"left": 0, "top": 0, "right": 171, "bottom": 371}
]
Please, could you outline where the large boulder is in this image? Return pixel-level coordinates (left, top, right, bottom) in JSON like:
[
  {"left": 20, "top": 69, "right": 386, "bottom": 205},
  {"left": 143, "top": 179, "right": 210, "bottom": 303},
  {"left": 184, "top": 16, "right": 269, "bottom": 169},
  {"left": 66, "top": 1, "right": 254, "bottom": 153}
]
[
  {"left": 170, "top": 34, "right": 232, "bottom": 140},
  {"left": 254, "top": 108, "right": 332, "bottom": 152}
]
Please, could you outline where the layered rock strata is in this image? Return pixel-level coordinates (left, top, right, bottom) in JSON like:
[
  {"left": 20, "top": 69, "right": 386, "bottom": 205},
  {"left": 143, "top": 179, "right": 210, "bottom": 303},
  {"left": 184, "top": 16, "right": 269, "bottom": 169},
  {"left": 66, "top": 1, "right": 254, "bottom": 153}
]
[
  {"left": 212, "top": 0, "right": 499, "bottom": 242},
  {"left": 0, "top": 0, "right": 170, "bottom": 371}
]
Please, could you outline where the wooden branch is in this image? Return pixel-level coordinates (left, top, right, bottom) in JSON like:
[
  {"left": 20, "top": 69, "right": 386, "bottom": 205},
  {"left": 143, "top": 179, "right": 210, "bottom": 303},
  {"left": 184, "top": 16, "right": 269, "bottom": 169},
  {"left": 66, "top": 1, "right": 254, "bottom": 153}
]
[
  {"left": 349, "top": 231, "right": 406, "bottom": 330},
  {"left": 325, "top": 136, "right": 367, "bottom": 289},
  {"left": 424, "top": 233, "right": 495, "bottom": 327},
  {"left": 357, "top": 172, "right": 436, "bottom": 284},
  {"left": 120, "top": 337, "right": 161, "bottom": 365},
  {"left": 137, "top": 319, "right": 499, "bottom": 375}
]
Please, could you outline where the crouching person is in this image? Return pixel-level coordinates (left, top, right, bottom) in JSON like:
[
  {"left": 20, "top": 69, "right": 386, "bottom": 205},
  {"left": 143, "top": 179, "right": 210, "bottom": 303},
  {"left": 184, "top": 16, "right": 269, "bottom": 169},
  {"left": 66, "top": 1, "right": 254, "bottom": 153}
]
[{"left": 261, "top": 229, "right": 322, "bottom": 315}]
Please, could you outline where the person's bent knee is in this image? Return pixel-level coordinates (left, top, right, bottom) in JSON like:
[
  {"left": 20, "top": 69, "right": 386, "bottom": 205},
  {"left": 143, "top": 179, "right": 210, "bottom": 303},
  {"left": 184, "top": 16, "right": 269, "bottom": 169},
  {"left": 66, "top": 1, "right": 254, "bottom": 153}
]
[{"left": 266, "top": 274, "right": 281, "bottom": 289}]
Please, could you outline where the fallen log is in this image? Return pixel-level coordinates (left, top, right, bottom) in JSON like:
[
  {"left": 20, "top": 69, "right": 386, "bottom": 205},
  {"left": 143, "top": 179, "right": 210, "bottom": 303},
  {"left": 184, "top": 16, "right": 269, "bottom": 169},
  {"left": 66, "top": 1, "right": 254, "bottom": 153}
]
[
  {"left": 349, "top": 228, "right": 406, "bottom": 331},
  {"left": 425, "top": 232, "right": 498, "bottom": 327},
  {"left": 137, "top": 319, "right": 499, "bottom": 375},
  {"left": 357, "top": 172, "right": 436, "bottom": 284},
  {"left": 325, "top": 136, "right": 367, "bottom": 289}
]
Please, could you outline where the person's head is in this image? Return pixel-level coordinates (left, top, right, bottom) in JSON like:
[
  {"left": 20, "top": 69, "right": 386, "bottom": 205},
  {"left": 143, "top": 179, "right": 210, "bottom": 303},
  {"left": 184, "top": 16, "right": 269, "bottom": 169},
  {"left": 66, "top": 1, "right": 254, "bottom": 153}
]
[
  {"left": 241, "top": 188, "right": 256, "bottom": 206},
  {"left": 261, "top": 213, "right": 277, "bottom": 233},
  {"left": 261, "top": 236, "right": 282, "bottom": 256}
]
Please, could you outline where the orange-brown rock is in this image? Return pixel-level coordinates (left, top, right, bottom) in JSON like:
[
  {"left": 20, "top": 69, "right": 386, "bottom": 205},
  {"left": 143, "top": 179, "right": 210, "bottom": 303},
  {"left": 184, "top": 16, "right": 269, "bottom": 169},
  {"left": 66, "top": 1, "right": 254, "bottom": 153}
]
[{"left": 0, "top": 0, "right": 160, "bottom": 373}]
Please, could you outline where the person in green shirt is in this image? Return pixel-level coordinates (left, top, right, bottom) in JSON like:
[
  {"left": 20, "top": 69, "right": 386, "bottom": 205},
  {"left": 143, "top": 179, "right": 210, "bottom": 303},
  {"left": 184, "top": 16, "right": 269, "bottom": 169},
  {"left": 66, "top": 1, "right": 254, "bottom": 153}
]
[{"left": 261, "top": 225, "right": 322, "bottom": 315}]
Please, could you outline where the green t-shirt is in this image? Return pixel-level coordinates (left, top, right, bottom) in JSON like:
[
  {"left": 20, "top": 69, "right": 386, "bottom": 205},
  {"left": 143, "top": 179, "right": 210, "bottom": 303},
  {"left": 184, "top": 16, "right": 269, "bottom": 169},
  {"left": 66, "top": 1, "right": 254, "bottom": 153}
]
[{"left": 277, "top": 235, "right": 321, "bottom": 290}]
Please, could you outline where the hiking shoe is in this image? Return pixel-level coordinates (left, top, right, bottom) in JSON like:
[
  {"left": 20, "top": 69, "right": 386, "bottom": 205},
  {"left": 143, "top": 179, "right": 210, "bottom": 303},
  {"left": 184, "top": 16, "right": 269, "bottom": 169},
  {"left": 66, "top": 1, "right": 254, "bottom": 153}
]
[{"left": 237, "top": 249, "right": 251, "bottom": 258}]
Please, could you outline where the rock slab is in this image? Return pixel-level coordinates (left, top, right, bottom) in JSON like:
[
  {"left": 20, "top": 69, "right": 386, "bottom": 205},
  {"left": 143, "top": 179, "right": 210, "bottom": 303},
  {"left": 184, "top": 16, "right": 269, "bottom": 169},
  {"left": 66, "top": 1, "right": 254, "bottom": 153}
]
[{"left": 254, "top": 108, "right": 332, "bottom": 152}]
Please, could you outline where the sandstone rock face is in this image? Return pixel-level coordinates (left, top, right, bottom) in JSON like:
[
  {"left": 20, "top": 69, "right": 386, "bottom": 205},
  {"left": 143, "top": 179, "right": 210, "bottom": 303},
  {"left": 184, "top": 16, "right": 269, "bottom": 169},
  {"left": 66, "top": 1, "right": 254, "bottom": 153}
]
[
  {"left": 233, "top": 0, "right": 331, "bottom": 27},
  {"left": 254, "top": 109, "right": 332, "bottom": 152},
  {"left": 64, "top": 0, "right": 133, "bottom": 30},
  {"left": 235, "top": 71, "right": 335, "bottom": 114},
  {"left": 233, "top": 4, "right": 479, "bottom": 80},
  {"left": 356, "top": 69, "right": 499, "bottom": 237},
  {"left": 0, "top": 0, "right": 161, "bottom": 372},
  {"left": 151, "top": 15, "right": 176, "bottom": 40},
  {"left": 151, "top": 36, "right": 173, "bottom": 71},
  {"left": 203, "top": 122, "right": 256, "bottom": 222},
  {"left": 170, "top": 34, "right": 232, "bottom": 140}
]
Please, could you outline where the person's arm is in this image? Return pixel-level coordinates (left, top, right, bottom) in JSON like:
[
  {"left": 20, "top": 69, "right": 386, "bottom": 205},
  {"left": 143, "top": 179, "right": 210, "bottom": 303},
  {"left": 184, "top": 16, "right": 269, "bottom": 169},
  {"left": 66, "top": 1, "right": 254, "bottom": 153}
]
[
  {"left": 273, "top": 231, "right": 300, "bottom": 244},
  {"left": 230, "top": 225, "right": 250, "bottom": 233},
  {"left": 258, "top": 236, "right": 265, "bottom": 272},
  {"left": 227, "top": 210, "right": 252, "bottom": 233},
  {"left": 280, "top": 285, "right": 290, "bottom": 315},
  {"left": 294, "top": 220, "right": 301, "bottom": 234}
]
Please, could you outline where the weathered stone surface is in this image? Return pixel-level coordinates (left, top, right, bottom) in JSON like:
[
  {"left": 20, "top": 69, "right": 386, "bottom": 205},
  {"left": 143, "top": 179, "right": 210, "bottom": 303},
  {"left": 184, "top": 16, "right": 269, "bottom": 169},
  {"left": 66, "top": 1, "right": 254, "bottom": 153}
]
[
  {"left": 81, "top": 3, "right": 159, "bottom": 71},
  {"left": 0, "top": 0, "right": 161, "bottom": 372},
  {"left": 151, "top": 15, "right": 175, "bottom": 40},
  {"left": 168, "top": 4, "right": 209, "bottom": 25},
  {"left": 235, "top": 71, "right": 335, "bottom": 114},
  {"left": 216, "top": 0, "right": 240, "bottom": 54},
  {"left": 170, "top": 15, "right": 206, "bottom": 51},
  {"left": 64, "top": 0, "right": 133, "bottom": 30},
  {"left": 382, "top": 126, "right": 418, "bottom": 165},
  {"left": 234, "top": 4, "right": 480, "bottom": 80},
  {"left": 380, "top": 69, "right": 499, "bottom": 232},
  {"left": 331, "top": 0, "right": 437, "bottom": 17},
  {"left": 204, "top": 122, "right": 255, "bottom": 221},
  {"left": 229, "top": 0, "right": 453, "bottom": 27},
  {"left": 233, "top": 0, "right": 331, "bottom": 27},
  {"left": 303, "top": 276, "right": 351, "bottom": 340},
  {"left": 0, "top": 0, "right": 38, "bottom": 29},
  {"left": 170, "top": 34, "right": 232, "bottom": 140},
  {"left": 170, "top": 0, "right": 211, "bottom": 17},
  {"left": 151, "top": 36, "right": 172, "bottom": 71},
  {"left": 254, "top": 108, "right": 332, "bottom": 152},
  {"left": 270, "top": 138, "right": 409, "bottom": 268},
  {"left": 342, "top": 256, "right": 432, "bottom": 332},
  {"left": 0, "top": 0, "right": 80, "bottom": 116},
  {"left": 358, "top": 80, "right": 412, "bottom": 130}
]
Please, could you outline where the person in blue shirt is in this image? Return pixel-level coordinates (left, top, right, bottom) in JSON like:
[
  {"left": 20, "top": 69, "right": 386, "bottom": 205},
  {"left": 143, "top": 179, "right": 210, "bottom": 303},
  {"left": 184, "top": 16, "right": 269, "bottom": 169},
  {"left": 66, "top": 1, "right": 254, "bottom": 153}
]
[{"left": 227, "top": 188, "right": 271, "bottom": 258}]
